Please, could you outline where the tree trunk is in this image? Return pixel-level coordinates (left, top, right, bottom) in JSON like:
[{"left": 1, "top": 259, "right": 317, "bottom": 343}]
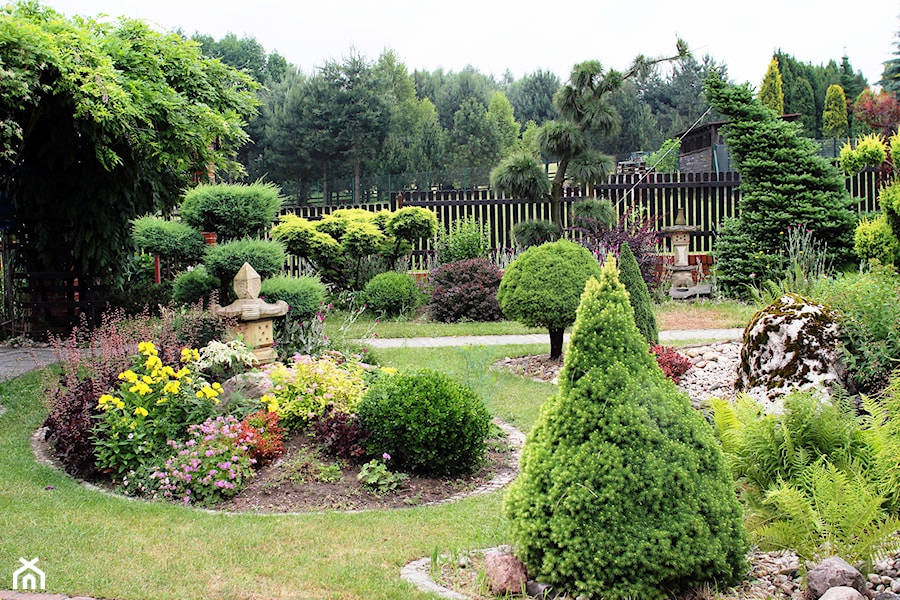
[
  {"left": 322, "top": 160, "right": 328, "bottom": 204},
  {"left": 550, "top": 158, "right": 569, "bottom": 228},
  {"left": 354, "top": 147, "right": 360, "bottom": 206},
  {"left": 549, "top": 327, "right": 565, "bottom": 360}
]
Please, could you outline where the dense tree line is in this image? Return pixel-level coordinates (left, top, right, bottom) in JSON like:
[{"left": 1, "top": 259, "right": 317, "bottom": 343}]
[{"left": 195, "top": 32, "right": 873, "bottom": 203}]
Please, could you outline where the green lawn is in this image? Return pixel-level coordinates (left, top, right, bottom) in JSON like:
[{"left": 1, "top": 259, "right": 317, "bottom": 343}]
[
  {"left": 329, "top": 298, "right": 754, "bottom": 340},
  {"left": 0, "top": 344, "right": 556, "bottom": 600}
]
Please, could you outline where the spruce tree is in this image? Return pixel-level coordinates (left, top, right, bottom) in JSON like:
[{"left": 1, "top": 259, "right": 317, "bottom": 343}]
[
  {"left": 704, "top": 73, "right": 856, "bottom": 297},
  {"left": 758, "top": 58, "right": 785, "bottom": 115},
  {"left": 618, "top": 242, "right": 658, "bottom": 344},
  {"left": 504, "top": 257, "right": 748, "bottom": 599}
]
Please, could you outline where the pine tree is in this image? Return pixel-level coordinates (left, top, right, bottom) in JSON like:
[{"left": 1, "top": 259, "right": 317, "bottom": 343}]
[
  {"left": 504, "top": 257, "right": 748, "bottom": 599},
  {"left": 704, "top": 73, "right": 856, "bottom": 297},
  {"left": 618, "top": 242, "right": 658, "bottom": 343},
  {"left": 822, "top": 84, "right": 849, "bottom": 138},
  {"left": 881, "top": 24, "right": 900, "bottom": 96},
  {"left": 759, "top": 58, "right": 785, "bottom": 115}
]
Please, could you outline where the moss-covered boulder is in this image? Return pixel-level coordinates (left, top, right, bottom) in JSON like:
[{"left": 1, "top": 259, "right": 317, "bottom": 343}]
[
  {"left": 737, "top": 293, "right": 845, "bottom": 407},
  {"left": 504, "top": 256, "right": 747, "bottom": 600}
]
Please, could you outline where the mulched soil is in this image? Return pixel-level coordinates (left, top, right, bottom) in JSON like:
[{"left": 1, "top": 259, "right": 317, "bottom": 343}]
[{"left": 216, "top": 427, "right": 518, "bottom": 513}]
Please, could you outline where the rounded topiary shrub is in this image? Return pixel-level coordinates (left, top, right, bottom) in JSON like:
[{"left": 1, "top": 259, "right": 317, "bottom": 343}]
[
  {"left": 180, "top": 182, "right": 283, "bottom": 242},
  {"left": 357, "top": 369, "right": 491, "bottom": 475},
  {"left": 363, "top": 271, "right": 417, "bottom": 315},
  {"left": 429, "top": 258, "right": 504, "bottom": 322},
  {"left": 204, "top": 238, "right": 286, "bottom": 286},
  {"left": 855, "top": 214, "right": 899, "bottom": 266},
  {"left": 498, "top": 239, "right": 603, "bottom": 359},
  {"left": 131, "top": 215, "right": 206, "bottom": 267},
  {"left": 259, "top": 275, "right": 325, "bottom": 322},
  {"left": 173, "top": 266, "right": 220, "bottom": 306}
]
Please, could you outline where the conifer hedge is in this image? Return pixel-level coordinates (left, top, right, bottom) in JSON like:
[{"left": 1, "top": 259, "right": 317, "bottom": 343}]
[{"left": 504, "top": 256, "right": 747, "bottom": 599}]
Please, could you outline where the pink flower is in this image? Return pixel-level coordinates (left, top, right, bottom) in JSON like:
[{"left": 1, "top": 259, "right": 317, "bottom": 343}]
[{"left": 382, "top": 453, "right": 391, "bottom": 461}]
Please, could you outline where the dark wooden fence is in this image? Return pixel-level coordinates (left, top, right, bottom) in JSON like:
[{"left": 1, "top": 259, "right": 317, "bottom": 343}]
[{"left": 283, "top": 169, "right": 881, "bottom": 271}]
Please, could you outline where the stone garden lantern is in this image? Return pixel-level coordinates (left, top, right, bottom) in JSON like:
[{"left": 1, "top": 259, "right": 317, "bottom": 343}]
[
  {"left": 213, "top": 262, "right": 288, "bottom": 364},
  {"left": 659, "top": 206, "right": 709, "bottom": 299}
]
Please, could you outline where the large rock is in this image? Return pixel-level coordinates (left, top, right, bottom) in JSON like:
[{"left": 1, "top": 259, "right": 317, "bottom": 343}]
[
  {"left": 820, "top": 587, "right": 867, "bottom": 600},
  {"left": 806, "top": 557, "right": 867, "bottom": 599},
  {"left": 219, "top": 371, "right": 273, "bottom": 412},
  {"left": 484, "top": 550, "right": 528, "bottom": 595},
  {"left": 736, "top": 293, "right": 845, "bottom": 408}
]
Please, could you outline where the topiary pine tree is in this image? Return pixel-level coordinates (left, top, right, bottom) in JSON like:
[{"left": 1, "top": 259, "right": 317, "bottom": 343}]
[
  {"left": 758, "top": 58, "right": 785, "bottom": 115},
  {"left": 618, "top": 242, "right": 658, "bottom": 344},
  {"left": 704, "top": 72, "right": 856, "bottom": 297},
  {"left": 497, "top": 239, "right": 603, "bottom": 359},
  {"left": 504, "top": 256, "right": 747, "bottom": 599}
]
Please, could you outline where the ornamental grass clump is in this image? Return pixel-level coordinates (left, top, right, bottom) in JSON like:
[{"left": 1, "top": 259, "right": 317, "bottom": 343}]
[{"left": 504, "top": 257, "right": 747, "bottom": 599}]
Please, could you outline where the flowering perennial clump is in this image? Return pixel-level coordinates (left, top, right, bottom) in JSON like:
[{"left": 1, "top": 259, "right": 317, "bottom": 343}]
[
  {"left": 152, "top": 415, "right": 256, "bottom": 506},
  {"left": 92, "top": 341, "right": 223, "bottom": 476}
]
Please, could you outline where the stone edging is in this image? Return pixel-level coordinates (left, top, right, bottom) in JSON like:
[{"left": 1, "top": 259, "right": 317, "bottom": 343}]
[
  {"left": 31, "top": 418, "right": 526, "bottom": 513},
  {"left": 400, "top": 556, "right": 471, "bottom": 600}
]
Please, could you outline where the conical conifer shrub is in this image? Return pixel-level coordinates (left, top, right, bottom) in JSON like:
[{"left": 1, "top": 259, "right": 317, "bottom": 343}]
[
  {"left": 618, "top": 242, "right": 658, "bottom": 344},
  {"left": 504, "top": 256, "right": 747, "bottom": 599}
]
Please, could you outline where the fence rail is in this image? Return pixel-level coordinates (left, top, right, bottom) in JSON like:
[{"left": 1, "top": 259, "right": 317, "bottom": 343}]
[{"left": 280, "top": 169, "right": 882, "bottom": 272}]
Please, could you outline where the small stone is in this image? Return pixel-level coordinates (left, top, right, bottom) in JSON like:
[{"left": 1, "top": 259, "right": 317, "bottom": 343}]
[
  {"left": 875, "top": 593, "right": 900, "bottom": 600},
  {"left": 884, "top": 576, "right": 894, "bottom": 586},
  {"left": 686, "top": 348, "right": 701, "bottom": 357},
  {"left": 456, "top": 556, "right": 471, "bottom": 569},
  {"left": 695, "top": 360, "right": 708, "bottom": 368},
  {"left": 702, "top": 351, "right": 720, "bottom": 361},
  {"left": 892, "top": 580, "right": 900, "bottom": 594},
  {"left": 872, "top": 574, "right": 884, "bottom": 585},
  {"left": 484, "top": 550, "right": 528, "bottom": 595}
]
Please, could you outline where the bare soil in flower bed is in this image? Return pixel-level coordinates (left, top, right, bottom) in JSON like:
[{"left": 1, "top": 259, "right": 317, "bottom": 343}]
[{"left": 216, "top": 427, "right": 518, "bottom": 513}]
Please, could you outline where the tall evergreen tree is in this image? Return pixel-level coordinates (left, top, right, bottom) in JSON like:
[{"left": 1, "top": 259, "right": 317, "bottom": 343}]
[
  {"left": 704, "top": 73, "right": 856, "bottom": 297},
  {"left": 823, "top": 84, "right": 849, "bottom": 138},
  {"left": 504, "top": 257, "right": 747, "bottom": 599},
  {"left": 618, "top": 243, "right": 658, "bottom": 344},
  {"left": 881, "top": 23, "right": 900, "bottom": 96},
  {"left": 758, "top": 58, "right": 785, "bottom": 115}
]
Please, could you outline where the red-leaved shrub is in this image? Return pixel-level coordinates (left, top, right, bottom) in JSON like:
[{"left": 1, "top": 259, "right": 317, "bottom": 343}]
[
  {"left": 309, "top": 405, "right": 366, "bottom": 461},
  {"left": 429, "top": 258, "right": 504, "bottom": 322},
  {"left": 239, "top": 410, "right": 285, "bottom": 465},
  {"left": 649, "top": 344, "right": 693, "bottom": 383}
]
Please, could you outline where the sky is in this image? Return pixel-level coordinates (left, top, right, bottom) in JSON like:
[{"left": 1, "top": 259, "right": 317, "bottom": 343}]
[{"left": 43, "top": 0, "right": 900, "bottom": 90}]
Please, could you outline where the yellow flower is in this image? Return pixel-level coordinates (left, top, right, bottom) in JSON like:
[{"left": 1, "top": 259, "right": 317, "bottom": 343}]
[
  {"left": 161, "top": 365, "right": 177, "bottom": 378},
  {"left": 133, "top": 406, "right": 149, "bottom": 417},
  {"left": 180, "top": 348, "right": 200, "bottom": 363},
  {"left": 163, "top": 380, "right": 181, "bottom": 395},
  {"left": 142, "top": 375, "right": 154, "bottom": 385},
  {"left": 118, "top": 370, "right": 139, "bottom": 384},
  {"left": 113, "top": 399, "right": 125, "bottom": 410},
  {"left": 129, "top": 382, "right": 152, "bottom": 396},
  {"left": 156, "top": 398, "right": 168, "bottom": 405},
  {"left": 138, "top": 341, "right": 157, "bottom": 357},
  {"left": 260, "top": 394, "right": 279, "bottom": 413},
  {"left": 212, "top": 382, "right": 222, "bottom": 390},
  {"left": 196, "top": 385, "right": 219, "bottom": 400},
  {"left": 175, "top": 367, "right": 190, "bottom": 379},
  {"left": 129, "top": 421, "right": 137, "bottom": 429},
  {"left": 144, "top": 354, "right": 163, "bottom": 371}
]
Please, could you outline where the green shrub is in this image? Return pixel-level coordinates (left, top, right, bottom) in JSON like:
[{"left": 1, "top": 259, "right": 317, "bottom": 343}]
[
  {"left": 388, "top": 207, "right": 438, "bottom": 244},
  {"left": 267, "top": 354, "right": 369, "bottom": 430},
  {"left": 855, "top": 214, "right": 899, "bottom": 265},
  {"left": 504, "top": 258, "right": 747, "bottom": 599},
  {"left": 204, "top": 238, "right": 286, "bottom": 290},
  {"left": 173, "top": 266, "right": 220, "bottom": 306},
  {"left": 130, "top": 215, "right": 205, "bottom": 267},
  {"left": 618, "top": 242, "right": 658, "bottom": 344},
  {"left": 435, "top": 216, "right": 490, "bottom": 264},
  {"left": 181, "top": 182, "right": 283, "bottom": 242},
  {"left": 259, "top": 275, "right": 325, "bottom": 322},
  {"left": 571, "top": 197, "right": 616, "bottom": 228},
  {"left": 497, "top": 239, "right": 603, "bottom": 359},
  {"left": 511, "top": 219, "right": 561, "bottom": 248},
  {"left": 363, "top": 271, "right": 417, "bottom": 316},
  {"left": 357, "top": 369, "right": 490, "bottom": 475},
  {"left": 813, "top": 265, "right": 900, "bottom": 393}
]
